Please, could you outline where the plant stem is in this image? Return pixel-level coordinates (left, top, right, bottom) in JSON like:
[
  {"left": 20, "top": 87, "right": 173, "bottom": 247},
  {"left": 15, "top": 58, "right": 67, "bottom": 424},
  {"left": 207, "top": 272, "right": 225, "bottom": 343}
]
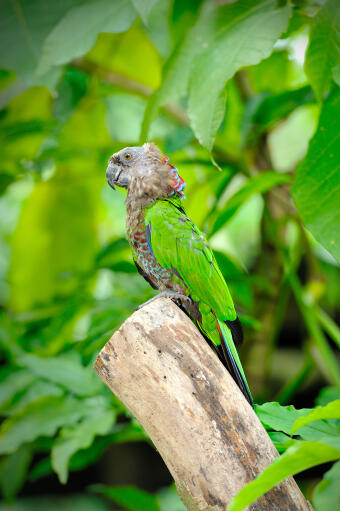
[
  {"left": 287, "top": 271, "right": 340, "bottom": 387},
  {"left": 316, "top": 307, "right": 340, "bottom": 349}
]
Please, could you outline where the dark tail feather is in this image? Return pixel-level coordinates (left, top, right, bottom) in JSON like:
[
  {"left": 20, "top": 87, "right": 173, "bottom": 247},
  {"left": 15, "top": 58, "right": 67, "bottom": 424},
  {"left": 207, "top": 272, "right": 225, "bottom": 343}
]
[
  {"left": 225, "top": 317, "right": 243, "bottom": 345},
  {"left": 215, "top": 318, "right": 253, "bottom": 407}
]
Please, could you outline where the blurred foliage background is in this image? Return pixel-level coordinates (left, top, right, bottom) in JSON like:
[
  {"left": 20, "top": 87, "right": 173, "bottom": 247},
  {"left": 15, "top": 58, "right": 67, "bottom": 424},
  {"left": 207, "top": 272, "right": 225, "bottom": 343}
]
[{"left": 0, "top": 0, "right": 339, "bottom": 510}]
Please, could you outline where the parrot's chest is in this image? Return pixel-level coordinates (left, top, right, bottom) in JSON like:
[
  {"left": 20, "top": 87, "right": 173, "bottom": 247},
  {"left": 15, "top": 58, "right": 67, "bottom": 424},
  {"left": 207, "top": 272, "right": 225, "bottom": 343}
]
[{"left": 127, "top": 218, "right": 174, "bottom": 289}]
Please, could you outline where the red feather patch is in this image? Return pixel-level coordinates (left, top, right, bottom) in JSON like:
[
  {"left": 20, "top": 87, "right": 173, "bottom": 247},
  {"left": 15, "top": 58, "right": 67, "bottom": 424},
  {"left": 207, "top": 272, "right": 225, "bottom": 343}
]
[{"left": 162, "top": 155, "right": 186, "bottom": 199}]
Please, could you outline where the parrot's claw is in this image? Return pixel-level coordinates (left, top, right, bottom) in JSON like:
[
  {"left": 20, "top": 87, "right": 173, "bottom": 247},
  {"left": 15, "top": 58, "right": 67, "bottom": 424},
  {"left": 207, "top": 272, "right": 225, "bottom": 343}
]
[{"left": 137, "top": 291, "right": 192, "bottom": 310}]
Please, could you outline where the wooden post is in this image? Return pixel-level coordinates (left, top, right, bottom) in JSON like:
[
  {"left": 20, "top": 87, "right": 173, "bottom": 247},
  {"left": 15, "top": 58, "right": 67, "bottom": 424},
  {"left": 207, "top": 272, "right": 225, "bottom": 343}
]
[{"left": 94, "top": 297, "right": 312, "bottom": 511}]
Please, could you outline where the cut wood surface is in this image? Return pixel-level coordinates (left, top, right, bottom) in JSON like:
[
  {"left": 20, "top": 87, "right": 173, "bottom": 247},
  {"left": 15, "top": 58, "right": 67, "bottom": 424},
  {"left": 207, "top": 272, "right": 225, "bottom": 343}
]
[{"left": 94, "top": 297, "right": 312, "bottom": 511}]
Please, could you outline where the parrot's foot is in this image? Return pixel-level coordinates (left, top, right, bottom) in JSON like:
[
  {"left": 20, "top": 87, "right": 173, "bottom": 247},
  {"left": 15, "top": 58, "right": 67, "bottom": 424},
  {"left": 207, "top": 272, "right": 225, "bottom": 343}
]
[{"left": 137, "top": 291, "right": 192, "bottom": 310}]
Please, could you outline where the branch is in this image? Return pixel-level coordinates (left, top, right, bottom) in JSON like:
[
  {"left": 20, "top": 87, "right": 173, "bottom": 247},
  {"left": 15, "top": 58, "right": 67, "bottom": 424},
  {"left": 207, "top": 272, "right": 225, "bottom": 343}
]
[
  {"left": 71, "top": 58, "right": 189, "bottom": 126},
  {"left": 94, "top": 297, "right": 312, "bottom": 511}
]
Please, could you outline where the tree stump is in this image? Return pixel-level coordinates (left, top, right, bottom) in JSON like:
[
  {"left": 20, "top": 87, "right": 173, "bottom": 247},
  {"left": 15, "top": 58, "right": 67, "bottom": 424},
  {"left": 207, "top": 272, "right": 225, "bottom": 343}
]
[{"left": 94, "top": 297, "right": 312, "bottom": 511}]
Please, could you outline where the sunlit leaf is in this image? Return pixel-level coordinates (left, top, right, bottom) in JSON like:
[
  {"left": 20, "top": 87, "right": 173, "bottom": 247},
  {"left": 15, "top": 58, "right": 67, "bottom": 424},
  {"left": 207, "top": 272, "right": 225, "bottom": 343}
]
[
  {"left": 256, "top": 401, "right": 340, "bottom": 442},
  {"left": 227, "top": 441, "right": 340, "bottom": 511},
  {"left": 291, "top": 400, "right": 340, "bottom": 435},
  {"left": 188, "top": 0, "right": 291, "bottom": 149}
]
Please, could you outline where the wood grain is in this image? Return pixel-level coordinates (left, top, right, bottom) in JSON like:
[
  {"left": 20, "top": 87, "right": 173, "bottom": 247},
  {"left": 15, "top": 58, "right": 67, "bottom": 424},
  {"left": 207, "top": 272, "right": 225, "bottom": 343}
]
[{"left": 94, "top": 297, "right": 312, "bottom": 511}]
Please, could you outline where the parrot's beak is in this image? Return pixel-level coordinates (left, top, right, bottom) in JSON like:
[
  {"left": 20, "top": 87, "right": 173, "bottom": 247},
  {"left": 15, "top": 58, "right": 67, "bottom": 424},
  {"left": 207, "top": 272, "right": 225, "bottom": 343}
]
[{"left": 106, "top": 164, "right": 119, "bottom": 190}]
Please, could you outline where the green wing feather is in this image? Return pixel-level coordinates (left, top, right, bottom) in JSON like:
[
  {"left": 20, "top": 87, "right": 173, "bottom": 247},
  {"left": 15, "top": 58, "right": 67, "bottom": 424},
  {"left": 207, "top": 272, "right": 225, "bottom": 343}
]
[
  {"left": 145, "top": 198, "right": 252, "bottom": 404},
  {"left": 145, "top": 199, "right": 236, "bottom": 322}
]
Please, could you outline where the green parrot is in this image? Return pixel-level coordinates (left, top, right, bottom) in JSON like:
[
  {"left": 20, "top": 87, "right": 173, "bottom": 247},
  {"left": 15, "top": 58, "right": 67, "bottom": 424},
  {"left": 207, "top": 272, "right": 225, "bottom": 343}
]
[{"left": 106, "top": 142, "right": 253, "bottom": 406}]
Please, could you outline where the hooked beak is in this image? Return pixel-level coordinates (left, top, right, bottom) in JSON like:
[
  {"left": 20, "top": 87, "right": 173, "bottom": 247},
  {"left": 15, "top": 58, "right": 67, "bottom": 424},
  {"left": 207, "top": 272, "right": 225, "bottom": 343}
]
[{"left": 106, "top": 163, "right": 120, "bottom": 190}]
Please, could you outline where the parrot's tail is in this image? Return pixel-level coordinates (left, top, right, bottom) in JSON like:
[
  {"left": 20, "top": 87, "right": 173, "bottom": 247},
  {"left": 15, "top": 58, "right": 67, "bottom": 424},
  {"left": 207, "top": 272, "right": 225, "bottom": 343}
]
[{"left": 215, "top": 316, "right": 253, "bottom": 407}]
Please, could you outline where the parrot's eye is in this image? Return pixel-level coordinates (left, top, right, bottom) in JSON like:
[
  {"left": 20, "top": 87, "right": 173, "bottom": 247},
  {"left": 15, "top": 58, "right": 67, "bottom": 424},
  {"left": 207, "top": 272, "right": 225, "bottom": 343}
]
[{"left": 124, "top": 152, "right": 132, "bottom": 161}]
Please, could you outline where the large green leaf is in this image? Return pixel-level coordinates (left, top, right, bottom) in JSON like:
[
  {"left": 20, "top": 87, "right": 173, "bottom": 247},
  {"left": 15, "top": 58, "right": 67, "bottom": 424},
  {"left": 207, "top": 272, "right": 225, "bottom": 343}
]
[
  {"left": 210, "top": 172, "right": 291, "bottom": 236},
  {"left": 140, "top": 0, "right": 211, "bottom": 139},
  {"left": 92, "top": 485, "right": 162, "bottom": 511},
  {"left": 52, "top": 409, "right": 115, "bottom": 483},
  {"left": 0, "top": 395, "right": 105, "bottom": 454},
  {"left": 313, "top": 461, "right": 340, "bottom": 511},
  {"left": 292, "top": 89, "right": 340, "bottom": 263},
  {"left": 0, "top": 0, "right": 83, "bottom": 87},
  {"left": 17, "top": 353, "right": 101, "bottom": 397},
  {"left": 188, "top": 0, "right": 291, "bottom": 150},
  {"left": 227, "top": 441, "right": 340, "bottom": 511},
  {"left": 291, "top": 400, "right": 340, "bottom": 435},
  {"left": 9, "top": 164, "right": 99, "bottom": 311},
  {"left": 38, "top": 0, "right": 137, "bottom": 74},
  {"left": 256, "top": 401, "right": 340, "bottom": 441},
  {"left": 304, "top": 0, "right": 340, "bottom": 101}
]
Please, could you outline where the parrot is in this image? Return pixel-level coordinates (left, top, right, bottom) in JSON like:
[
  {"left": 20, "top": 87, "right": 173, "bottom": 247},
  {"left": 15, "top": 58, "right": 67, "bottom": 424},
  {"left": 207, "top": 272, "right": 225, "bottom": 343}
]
[{"left": 106, "top": 142, "right": 253, "bottom": 406}]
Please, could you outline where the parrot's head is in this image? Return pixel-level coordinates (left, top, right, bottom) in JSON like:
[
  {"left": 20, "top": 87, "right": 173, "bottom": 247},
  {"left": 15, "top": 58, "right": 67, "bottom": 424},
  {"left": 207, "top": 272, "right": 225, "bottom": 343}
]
[{"left": 106, "top": 143, "right": 186, "bottom": 203}]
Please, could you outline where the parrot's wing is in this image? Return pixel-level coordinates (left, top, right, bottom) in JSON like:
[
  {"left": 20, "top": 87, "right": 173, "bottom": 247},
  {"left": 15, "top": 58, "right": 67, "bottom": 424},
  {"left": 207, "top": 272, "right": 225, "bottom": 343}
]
[
  {"left": 145, "top": 199, "right": 236, "bottom": 321},
  {"left": 145, "top": 199, "right": 253, "bottom": 406}
]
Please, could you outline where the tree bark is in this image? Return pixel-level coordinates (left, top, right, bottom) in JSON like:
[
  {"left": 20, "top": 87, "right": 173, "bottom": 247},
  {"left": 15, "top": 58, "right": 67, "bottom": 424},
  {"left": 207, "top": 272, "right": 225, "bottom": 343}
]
[{"left": 94, "top": 297, "right": 312, "bottom": 511}]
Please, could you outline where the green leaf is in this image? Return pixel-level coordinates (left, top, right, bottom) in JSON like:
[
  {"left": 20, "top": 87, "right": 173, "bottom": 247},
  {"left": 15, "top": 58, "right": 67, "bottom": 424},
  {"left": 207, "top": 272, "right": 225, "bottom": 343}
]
[
  {"left": 30, "top": 422, "right": 146, "bottom": 482},
  {"left": 291, "top": 400, "right": 340, "bottom": 435},
  {"left": 0, "top": 370, "right": 35, "bottom": 410},
  {"left": 0, "top": 495, "right": 111, "bottom": 511},
  {"left": 198, "top": 87, "right": 226, "bottom": 152},
  {"left": 256, "top": 401, "right": 340, "bottom": 442},
  {"left": 17, "top": 353, "right": 101, "bottom": 397},
  {"left": 316, "top": 387, "right": 340, "bottom": 406},
  {"left": 6, "top": 381, "right": 64, "bottom": 416},
  {"left": 140, "top": 1, "right": 208, "bottom": 139},
  {"left": 304, "top": 0, "right": 340, "bottom": 100},
  {"left": 313, "top": 460, "right": 340, "bottom": 511},
  {"left": 256, "top": 401, "right": 311, "bottom": 434},
  {"left": 92, "top": 485, "right": 162, "bottom": 511},
  {"left": 227, "top": 441, "right": 340, "bottom": 511},
  {"left": 188, "top": 0, "right": 291, "bottom": 150},
  {"left": 0, "top": 445, "right": 32, "bottom": 501},
  {"left": 131, "top": 0, "right": 160, "bottom": 24},
  {"left": 292, "top": 89, "right": 340, "bottom": 263},
  {"left": 267, "top": 432, "right": 296, "bottom": 453},
  {"left": 53, "top": 68, "right": 88, "bottom": 124},
  {"left": 38, "top": 0, "right": 138, "bottom": 74},
  {"left": 244, "top": 86, "right": 314, "bottom": 139},
  {"left": 210, "top": 172, "right": 291, "bottom": 236},
  {"left": 0, "top": 0, "right": 83, "bottom": 87},
  {"left": 0, "top": 395, "right": 105, "bottom": 454},
  {"left": 157, "top": 485, "right": 186, "bottom": 511},
  {"left": 52, "top": 409, "right": 115, "bottom": 483}
]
